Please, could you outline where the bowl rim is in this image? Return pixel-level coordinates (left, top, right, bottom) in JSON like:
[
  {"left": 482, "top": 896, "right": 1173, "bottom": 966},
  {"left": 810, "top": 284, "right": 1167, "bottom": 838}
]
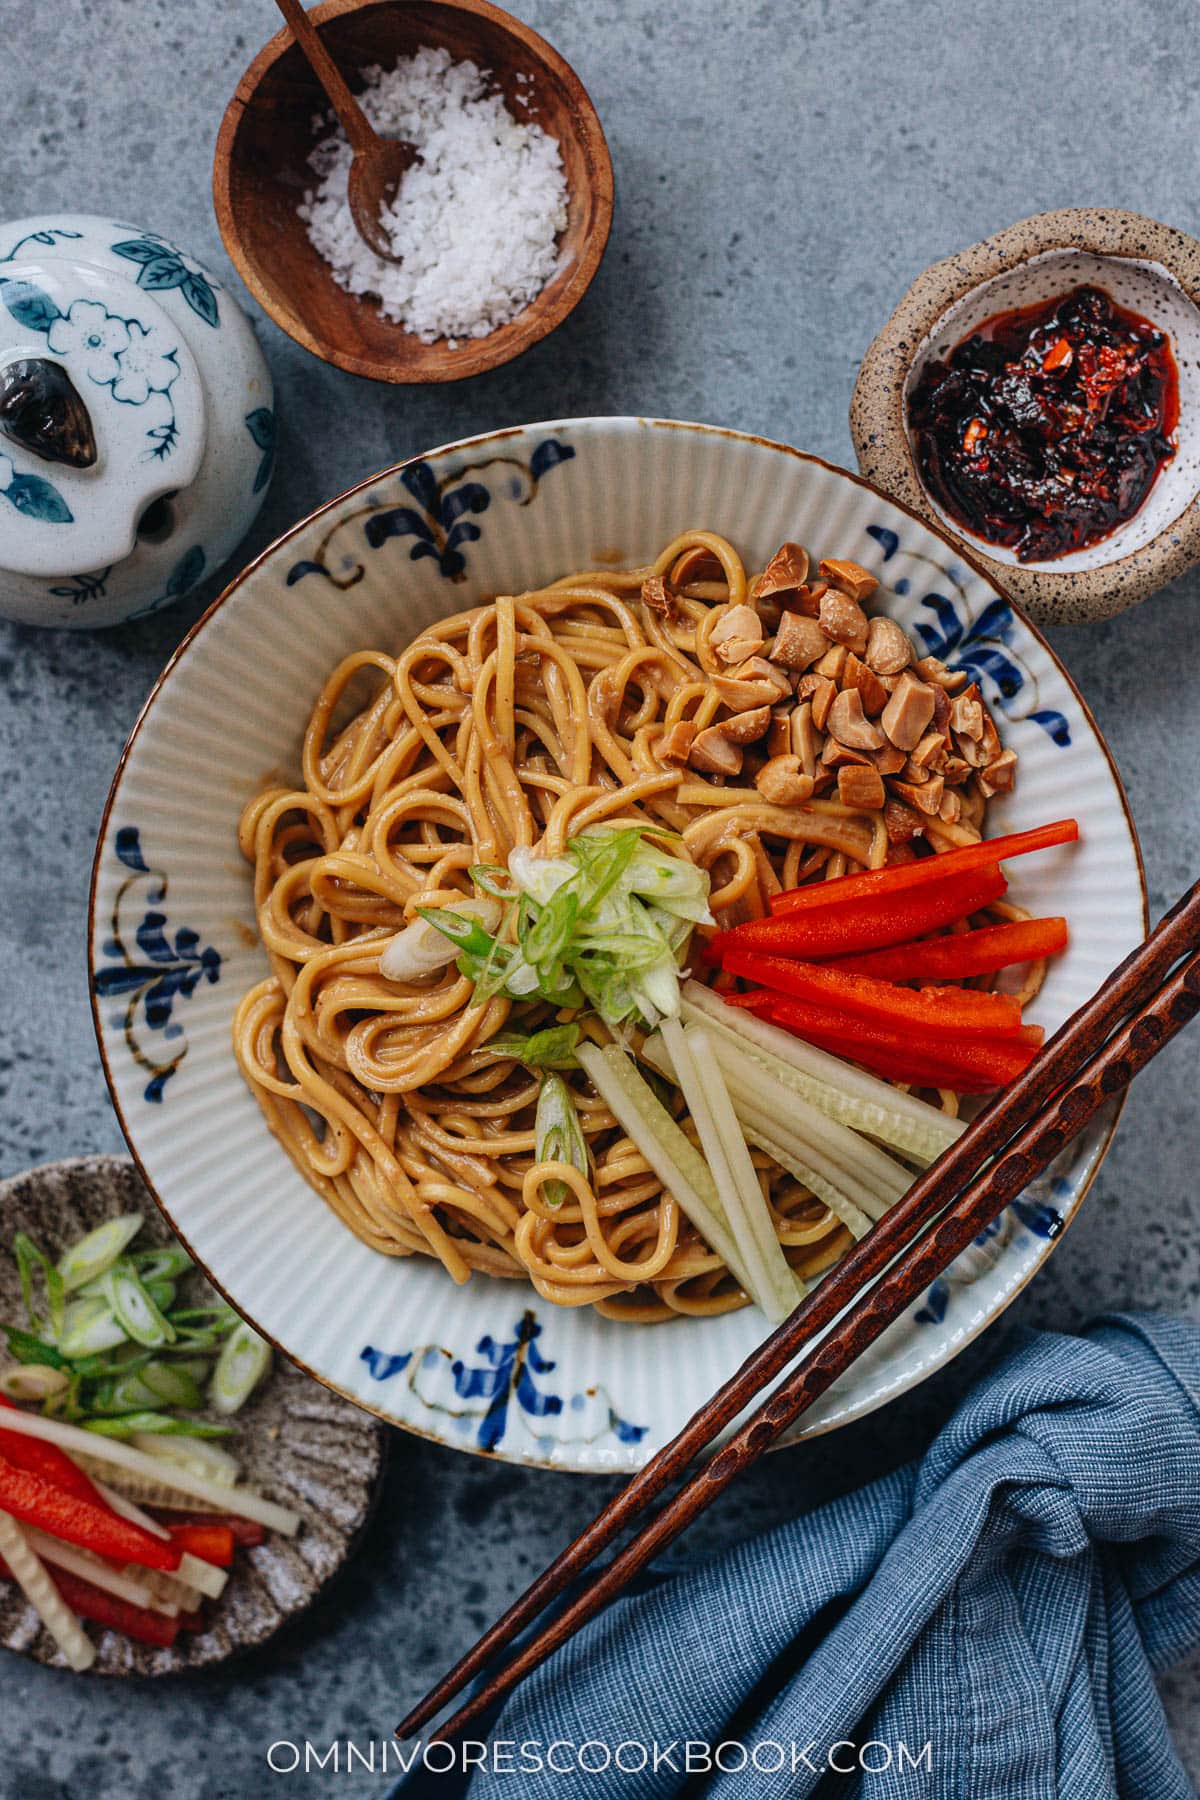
[
  {"left": 87, "top": 415, "right": 1149, "bottom": 1466},
  {"left": 849, "top": 206, "right": 1200, "bottom": 621},
  {"left": 213, "top": 0, "right": 615, "bottom": 385}
]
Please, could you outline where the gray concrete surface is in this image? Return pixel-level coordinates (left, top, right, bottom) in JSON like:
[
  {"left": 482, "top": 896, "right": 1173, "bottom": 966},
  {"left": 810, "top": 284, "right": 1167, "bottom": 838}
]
[{"left": 1, "top": 0, "right": 1197, "bottom": 1793}]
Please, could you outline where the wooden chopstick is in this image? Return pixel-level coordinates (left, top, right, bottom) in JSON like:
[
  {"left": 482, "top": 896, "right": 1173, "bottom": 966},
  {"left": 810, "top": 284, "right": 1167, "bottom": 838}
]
[{"left": 398, "top": 881, "right": 1200, "bottom": 1745}]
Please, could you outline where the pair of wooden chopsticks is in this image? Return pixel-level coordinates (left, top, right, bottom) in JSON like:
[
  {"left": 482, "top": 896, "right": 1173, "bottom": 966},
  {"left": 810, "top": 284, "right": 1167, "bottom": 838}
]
[{"left": 398, "top": 879, "right": 1200, "bottom": 1746}]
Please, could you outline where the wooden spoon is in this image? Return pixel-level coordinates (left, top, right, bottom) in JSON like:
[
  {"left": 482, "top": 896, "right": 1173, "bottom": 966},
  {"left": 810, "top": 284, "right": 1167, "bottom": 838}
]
[{"left": 272, "top": 0, "right": 418, "bottom": 264}]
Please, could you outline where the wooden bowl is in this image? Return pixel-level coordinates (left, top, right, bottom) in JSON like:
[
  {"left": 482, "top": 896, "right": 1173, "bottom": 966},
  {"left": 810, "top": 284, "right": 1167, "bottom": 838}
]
[{"left": 213, "top": 0, "right": 613, "bottom": 384}]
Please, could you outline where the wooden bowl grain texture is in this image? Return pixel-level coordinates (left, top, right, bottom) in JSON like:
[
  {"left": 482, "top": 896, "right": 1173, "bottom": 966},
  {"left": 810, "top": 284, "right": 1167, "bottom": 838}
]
[
  {"left": 214, "top": 0, "right": 613, "bottom": 384},
  {"left": 0, "top": 1156, "right": 385, "bottom": 1675}
]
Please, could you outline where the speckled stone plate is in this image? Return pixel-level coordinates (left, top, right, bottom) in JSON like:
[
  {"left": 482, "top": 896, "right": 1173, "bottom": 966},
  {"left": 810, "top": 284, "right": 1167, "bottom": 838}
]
[{"left": 0, "top": 1155, "right": 385, "bottom": 1675}]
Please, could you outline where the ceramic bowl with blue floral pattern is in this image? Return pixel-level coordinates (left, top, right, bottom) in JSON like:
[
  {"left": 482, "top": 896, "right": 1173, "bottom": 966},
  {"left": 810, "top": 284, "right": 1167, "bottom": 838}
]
[{"left": 88, "top": 419, "right": 1146, "bottom": 1473}]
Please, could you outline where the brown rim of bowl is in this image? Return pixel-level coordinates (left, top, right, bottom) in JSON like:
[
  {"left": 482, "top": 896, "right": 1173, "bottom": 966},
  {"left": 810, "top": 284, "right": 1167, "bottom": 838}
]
[
  {"left": 86, "top": 416, "right": 1149, "bottom": 1468},
  {"left": 213, "top": 0, "right": 614, "bottom": 385},
  {"left": 850, "top": 206, "right": 1200, "bottom": 622}
]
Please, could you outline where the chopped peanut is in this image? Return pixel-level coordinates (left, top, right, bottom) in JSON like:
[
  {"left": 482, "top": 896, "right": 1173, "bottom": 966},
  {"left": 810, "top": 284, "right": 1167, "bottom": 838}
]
[
  {"left": 766, "top": 709, "right": 793, "bottom": 758},
  {"left": 819, "top": 558, "right": 877, "bottom": 603},
  {"left": 837, "top": 764, "right": 886, "bottom": 809},
  {"left": 864, "top": 614, "right": 912, "bottom": 677},
  {"left": 914, "top": 655, "right": 969, "bottom": 693},
  {"left": 892, "top": 774, "right": 945, "bottom": 815},
  {"left": 843, "top": 653, "right": 889, "bottom": 717},
  {"left": 885, "top": 798, "right": 925, "bottom": 845},
  {"left": 800, "top": 674, "right": 837, "bottom": 731},
  {"left": 818, "top": 589, "right": 870, "bottom": 652},
  {"left": 881, "top": 672, "right": 936, "bottom": 751},
  {"left": 822, "top": 737, "right": 873, "bottom": 769},
  {"left": 754, "top": 542, "right": 810, "bottom": 600},
  {"left": 979, "top": 748, "right": 1018, "bottom": 796},
  {"left": 655, "top": 720, "right": 697, "bottom": 767},
  {"left": 826, "top": 687, "right": 885, "bottom": 751},
  {"left": 756, "top": 755, "right": 815, "bottom": 806},
  {"left": 641, "top": 574, "right": 677, "bottom": 618},
  {"left": 719, "top": 704, "right": 773, "bottom": 745},
  {"left": 871, "top": 741, "right": 909, "bottom": 776},
  {"left": 949, "top": 688, "right": 984, "bottom": 740},
  {"left": 769, "top": 612, "right": 831, "bottom": 671},
  {"left": 689, "top": 726, "right": 744, "bottom": 777},
  {"left": 712, "top": 659, "right": 790, "bottom": 711},
  {"left": 711, "top": 604, "right": 765, "bottom": 665},
  {"left": 909, "top": 731, "right": 946, "bottom": 770},
  {"left": 790, "top": 701, "right": 821, "bottom": 776},
  {"left": 813, "top": 643, "right": 850, "bottom": 682}
]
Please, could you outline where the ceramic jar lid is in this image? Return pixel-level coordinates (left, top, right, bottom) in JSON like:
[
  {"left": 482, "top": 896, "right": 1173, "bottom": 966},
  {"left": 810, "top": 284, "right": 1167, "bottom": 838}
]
[
  {"left": 0, "top": 213, "right": 274, "bottom": 631},
  {"left": 0, "top": 255, "right": 207, "bottom": 579}
]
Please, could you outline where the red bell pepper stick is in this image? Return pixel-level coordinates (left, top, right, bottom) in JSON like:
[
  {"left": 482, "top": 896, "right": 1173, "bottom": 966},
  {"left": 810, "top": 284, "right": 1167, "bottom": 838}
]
[
  {"left": 767, "top": 820, "right": 1077, "bottom": 916},
  {"left": 165, "top": 1522, "right": 235, "bottom": 1568},
  {"left": 721, "top": 950, "right": 1026, "bottom": 1036},
  {"left": 712, "top": 867, "right": 1007, "bottom": 961},
  {"left": 0, "top": 1398, "right": 112, "bottom": 1513},
  {"left": 0, "top": 1553, "right": 180, "bottom": 1649},
  {"left": 824, "top": 916, "right": 1069, "bottom": 982},
  {"left": 150, "top": 1509, "right": 265, "bottom": 1549},
  {"left": 763, "top": 997, "right": 1041, "bottom": 1092},
  {"left": 0, "top": 1452, "right": 181, "bottom": 1572}
]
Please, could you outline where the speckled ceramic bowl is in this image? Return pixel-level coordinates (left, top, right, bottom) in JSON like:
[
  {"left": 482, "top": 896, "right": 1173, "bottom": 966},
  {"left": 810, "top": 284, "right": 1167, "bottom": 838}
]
[
  {"left": 851, "top": 208, "right": 1200, "bottom": 624},
  {"left": 0, "top": 1156, "right": 385, "bottom": 1675},
  {"left": 88, "top": 418, "right": 1146, "bottom": 1474}
]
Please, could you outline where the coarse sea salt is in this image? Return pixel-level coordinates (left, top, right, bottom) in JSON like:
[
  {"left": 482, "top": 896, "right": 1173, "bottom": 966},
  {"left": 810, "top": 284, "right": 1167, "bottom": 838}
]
[{"left": 298, "top": 46, "right": 569, "bottom": 346}]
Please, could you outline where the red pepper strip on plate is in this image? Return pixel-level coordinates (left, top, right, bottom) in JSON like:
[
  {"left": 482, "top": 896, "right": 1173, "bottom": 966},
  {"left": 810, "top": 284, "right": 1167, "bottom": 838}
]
[
  {"left": 0, "top": 1552, "right": 180, "bottom": 1649},
  {"left": 763, "top": 997, "right": 1041, "bottom": 1093},
  {"left": 825, "top": 916, "right": 1069, "bottom": 982},
  {"left": 0, "top": 1453, "right": 182, "bottom": 1573},
  {"left": 768, "top": 820, "right": 1078, "bottom": 917},
  {"left": 165, "top": 1522, "right": 235, "bottom": 1568},
  {"left": 151, "top": 1509, "right": 266, "bottom": 1549},
  {"left": 0, "top": 1397, "right": 112, "bottom": 1511},
  {"left": 711, "top": 867, "right": 1007, "bottom": 961},
  {"left": 720, "top": 950, "right": 1026, "bottom": 1036}
]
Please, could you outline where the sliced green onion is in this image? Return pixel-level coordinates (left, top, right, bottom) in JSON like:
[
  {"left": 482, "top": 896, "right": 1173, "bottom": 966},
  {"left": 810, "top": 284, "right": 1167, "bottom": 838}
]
[
  {"left": 14, "top": 1233, "right": 64, "bottom": 1341},
  {"left": 101, "top": 1264, "right": 176, "bottom": 1349},
  {"left": 58, "top": 1298, "right": 128, "bottom": 1358},
  {"left": 209, "top": 1324, "right": 272, "bottom": 1416},
  {"left": 130, "top": 1246, "right": 193, "bottom": 1284},
  {"left": 84, "top": 1411, "right": 233, "bottom": 1439},
  {"left": 89, "top": 1371, "right": 165, "bottom": 1415},
  {"left": 2, "top": 1325, "right": 67, "bottom": 1370},
  {"left": 144, "top": 1279, "right": 177, "bottom": 1315},
  {"left": 468, "top": 863, "right": 517, "bottom": 899},
  {"left": 486, "top": 1023, "right": 581, "bottom": 1070},
  {"left": 534, "top": 1074, "right": 590, "bottom": 1207},
  {"left": 134, "top": 1362, "right": 205, "bottom": 1410},
  {"left": 69, "top": 1345, "right": 153, "bottom": 1380},
  {"left": 0, "top": 1363, "right": 70, "bottom": 1403},
  {"left": 57, "top": 1214, "right": 144, "bottom": 1293}
]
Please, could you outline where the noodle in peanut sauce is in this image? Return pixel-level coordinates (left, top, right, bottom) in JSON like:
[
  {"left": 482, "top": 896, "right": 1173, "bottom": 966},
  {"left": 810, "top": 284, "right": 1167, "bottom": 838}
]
[{"left": 234, "top": 531, "right": 1029, "bottom": 1321}]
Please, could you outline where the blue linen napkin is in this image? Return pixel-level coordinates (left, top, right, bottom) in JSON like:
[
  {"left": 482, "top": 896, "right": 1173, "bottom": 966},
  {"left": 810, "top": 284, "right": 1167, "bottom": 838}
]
[{"left": 394, "top": 1314, "right": 1200, "bottom": 1798}]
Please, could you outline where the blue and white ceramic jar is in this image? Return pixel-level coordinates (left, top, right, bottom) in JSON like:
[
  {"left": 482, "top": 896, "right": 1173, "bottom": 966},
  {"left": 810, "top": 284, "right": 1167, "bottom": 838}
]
[{"left": 0, "top": 213, "right": 275, "bottom": 628}]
